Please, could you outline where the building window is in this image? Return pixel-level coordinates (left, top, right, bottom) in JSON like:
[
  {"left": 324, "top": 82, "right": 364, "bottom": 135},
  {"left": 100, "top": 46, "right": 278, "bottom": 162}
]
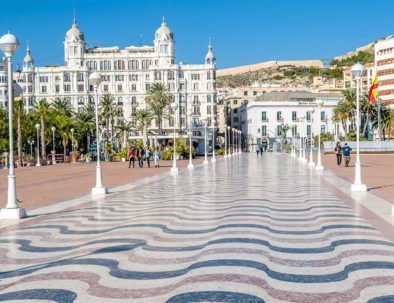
[
  {"left": 207, "top": 95, "right": 211, "bottom": 102},
  {"left": 78, "top": 98, "right": 84, "bottom": 105},
  {"left": 55, "top": 85, "right": 60, "bottom": 93},
  {"left": 103, "top": 85, "right": 108, "bottom": 92},
  {"left": 154, "top": 71, "right": 161, "bottom": 81},
  {"left": 193, "top": 83, "right": 199, "bottom": 90},
  {"left": 41, "top": 86, "right": 47, "bottom": 93},
  {"left": 321, "top": 111, "right": 326, "bottom": 121},
  {"left": 207, "top": 71, "right": 211, "bottom": 80},
  {"left": 207, "top": 105, "right": 211, "bottom": 114},
  {"left": 180, "top": 83, "right": 185, "bottom": 90},
  {"left": 277, "top": 111, "right": 282, "bottom": 121},
  {"left": 129, "top": 74, "right": 138, "bottom": 81},
  {"left": 277, "top": 125, "right": 282, "bottom": 136},
  {"left": 292, "top": 125, "right": 298, "bottom": 135},
  {"left": 179, "top": 72, "right": 184, "bottom": 79},
  {"left": 128, "top": 60, "right": 139, "bottom": 70},
  {"left": 261, "top": 111, "right": 267, "bottom": 121},
  {"left": 244, "top": 91, "right": 248, "bottom": 96},
  {"left": 131, "top": 96, "right": 137, "bottom": 105},
  {"left": 180, "top": 106, "right": 185, "bottom": 114},
  {"left": 191, "top": 73, "right": 200, "bottom": 80},
  {"left": 78, "top": 84, "right": 84, "bottom": 92},
  {"left": 117, "top": 97, "right": 123, "bottom": 106},
  {"left": 262, "top": 125, "right": 267, "bottom": 136},
  {"left": 145, "top": 84, "right": 150, "bottom": 91},
  {"left": 145, "top": 74, "right": 150, "bottom": 81},
  {"left": 100, "top": 60, "right": 111, "bottom": 70},
  {"left": 64, "top": 72, "right": 71, "bottom": 82},
  {"left": 179, "top": 94, "right": 184, "bottom": 102},
  {"left": 131, "top": 107, "right": 137, "bottom": 116},
  {"left": 321, "top": 125, "right": 326, "bottom": 134},
  {"left": 193, "top": 95, "right": 199, "bottom": 103},
  {"left": 233, "top": 100, "right": 238, "bottom": 105},
  {"left": 114, "top": 60, "right": 125, "bottom": 70},
  {"left": 77, "top": 73, "right": 84, "bottom": 81},
  {"left": 234, "top": 108, "right": 238, "bottom": 113},
  {"left": 169, "top": 118, "right": 174, "bottom": 127},
  {"left": 307, "top": 125, "right": 311, "bottom": 136},
  {"left": 131, "top": 84, "right": 136, "bottom": 91},
  {"left": 253, "top": 91, "right": 257, "bottom": 96},
  {"left": 168, "top": 71, "right": 174, "bottom": 80},
  {"left": 64, "top": 85, "right": 71, "bottom": 92},
  {"left": 234, "top": 117, "right": 238, "bottom": 122},
  {"left": 306, "top": 111, "right": 311, "bottom": 121},
  {"left": 39, "top": 76, "right": 48, "bottom": 82},
  {"left": 292, "top": 111, "right": 297, "bottom": 121},
  {"left": 117, "top": 84, "right": 123, "bottom": 92}
]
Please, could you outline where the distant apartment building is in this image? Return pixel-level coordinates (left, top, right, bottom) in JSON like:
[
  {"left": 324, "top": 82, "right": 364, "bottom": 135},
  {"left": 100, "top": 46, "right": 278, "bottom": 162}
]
[
  {"left": 343, "top": 62, "right": 375, "bottom": 92},
  {"left": 375, "top": 37, "right": 394, "bottom": 104},
  {"left": 242, "top": 91, "right": 342, "bottom": 149},
  {"left": 313, "top": 76, "right": 344, "bottom": 93}
]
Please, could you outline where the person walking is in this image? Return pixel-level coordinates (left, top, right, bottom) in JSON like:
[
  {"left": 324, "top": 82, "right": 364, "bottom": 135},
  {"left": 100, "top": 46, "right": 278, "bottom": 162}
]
[
  {"left": 342, "top": 143, "right": 352, "bottom": 167},
  {"left": 153, "top": 146, "right": 161, "bottom": 168},
  {"left": 255, "top": 145, "right": 259, "bottom": 156},
  {"left": 128, "top": 147, "right": 136, "bottom": 168},
  {"left": 259, "top": 143, "right": 263, "bottom": 156},
  {"left": 334, "top": 142, "right": 342, "bottom": 167},
  {"left": 145, "top": 146, "right": 151, "bottom": 168},
  {"left": 137, "top": 146, "right": 144, "bottom": 168}
]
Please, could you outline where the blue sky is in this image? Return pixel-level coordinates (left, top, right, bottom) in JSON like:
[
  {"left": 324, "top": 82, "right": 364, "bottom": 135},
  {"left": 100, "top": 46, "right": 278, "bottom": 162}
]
[{"left": 1, "top": 0, "right": 393, "bottom": 69}]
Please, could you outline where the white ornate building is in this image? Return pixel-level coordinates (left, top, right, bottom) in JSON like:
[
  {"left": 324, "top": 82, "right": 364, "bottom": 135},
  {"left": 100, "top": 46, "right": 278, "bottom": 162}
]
[
  {"left": 20, "top": 18, "right": 217, "bottom": 139},
  {"left": 0, "top": 59, "right": 8, "bottom": 109}
]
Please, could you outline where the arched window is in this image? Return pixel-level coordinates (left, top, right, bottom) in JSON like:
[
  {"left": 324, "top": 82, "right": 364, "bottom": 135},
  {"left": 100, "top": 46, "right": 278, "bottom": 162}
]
[
  {"left": 114, "top": 60, "right": 125, "bottom": 70},
  {"left": 207, "top": 71, "right": 211, "bottom": 80}
]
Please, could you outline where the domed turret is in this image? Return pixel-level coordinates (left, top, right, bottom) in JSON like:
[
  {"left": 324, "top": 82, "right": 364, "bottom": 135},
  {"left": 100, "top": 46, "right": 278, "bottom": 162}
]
[
  {"left": 155, "top": 17, "right": 174, "bottom": 40},
  {"left": 205, "top": 38, "right": 216, "bottom": 65},
  {"left": 65, "top": 19, "right": 85, "bottom": 42},
  {"left": 23, "top": 41, "right": 34, "bottom": 69}
]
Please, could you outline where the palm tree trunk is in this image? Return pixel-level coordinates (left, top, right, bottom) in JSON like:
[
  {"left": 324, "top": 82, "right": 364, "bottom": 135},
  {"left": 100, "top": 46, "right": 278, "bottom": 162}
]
[
  {"left": 106, "top": 117, "right": 110, "bottom": 145},
  {"left": 17, "top": 115, "right": 22, "bottom": 167},
  {"left": 143, "top": 125, "right": 147, "bottom": 146},
  {"left": 41, "top": 114, "right": 46, "bottom": 162},
  {"left": 123, "top": 131, "right": 127, "bottom": 149}
]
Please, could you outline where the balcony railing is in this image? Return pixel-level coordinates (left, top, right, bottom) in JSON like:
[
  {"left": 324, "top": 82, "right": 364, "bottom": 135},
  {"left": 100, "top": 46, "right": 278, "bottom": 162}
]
[
  {"left": 261, "top": 118, "right": 269, "bottom": 122},
  {"left": 277, "top": 118, "right": 284, "bottom": 122}
]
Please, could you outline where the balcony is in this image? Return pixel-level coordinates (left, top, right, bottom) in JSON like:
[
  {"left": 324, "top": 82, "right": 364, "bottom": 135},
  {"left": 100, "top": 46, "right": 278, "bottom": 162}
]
[
  {"left": 261, "top": 118, "right": 269, "bottom": 122},
  {"left": 276, "top": 118, "right": 284, "bottom": 122}
]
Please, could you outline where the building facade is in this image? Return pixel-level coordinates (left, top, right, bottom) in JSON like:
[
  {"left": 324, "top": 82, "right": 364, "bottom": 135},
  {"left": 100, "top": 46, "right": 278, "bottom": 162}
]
[
  {"left": 242, "top": 91, "right": 343, "bottom": 149},
  {"left": 343, "top": 62, "right": 375, "bottom": 92},
  {"left": 20, "top": 18, "right": 217, "bottom": 139},
  {"left": 0, "top": 59, "right": 8, "bottom": 109},
  {"left": 375, "top": 37, "right": 394, "bottom": 104}
]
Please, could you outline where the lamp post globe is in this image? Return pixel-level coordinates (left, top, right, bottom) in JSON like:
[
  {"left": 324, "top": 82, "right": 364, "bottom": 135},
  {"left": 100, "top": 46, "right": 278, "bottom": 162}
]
[
  {"left": 307, "top": 108, "right": 315, "bottom": 168},
  {"left": 316, "top": 99, "right": 324, "bottom": 170},
  {"left": 227, "top": 126, "right": 232, "bottom": 157},
  {"left": 0, "top": 32, "right": 26, "bottom": 219},
  {"left": 89, "top": 72, "right": 108, "bottom": 197},
  {"left": 211, "top": 117, "right": 217, "bottom": 163},
  {"left": 187, "top": 110, "right": 194, "bottom": 169},
  {"left": 350, "top": 63, "right": 367, "bottom": 191},
  {"left": 202, "top": 116, "right": 209, "bottom": 164},
  {"left": 51, "top": 126, "right": 56, "bottom": 165},
  {"left": 170, "top": 102, "right": 179, "bottom": 174}
]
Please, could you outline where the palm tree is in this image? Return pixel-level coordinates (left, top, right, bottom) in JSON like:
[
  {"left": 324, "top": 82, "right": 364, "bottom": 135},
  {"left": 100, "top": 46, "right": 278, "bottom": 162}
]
[
  {"left": 115, "top": 120, "right": 133, "bottom": 149},
  {"left": 332, "top": 100, "right": 352, "bottom": 141},
  {"left": 145, "top": 83, "right": 171, "bottom": 136},
  {"left": 132, "top": 108, "right": 153, "bottom": 146},
  {"left": 52, "top": 97, "right": 74, "bottom": 117},
  {"left": 359, "top": 93, "right": 376, "bottom": 138},
  {"left": 111, "top": 106, "right": 123, "bottom": 144},
  {"left": 99, "top": 93, "right": 115, "bottom": 144},
  {"left": 14, "top": 95, "right": 25, "bottom": 166},
  {"left": 35, "top": 99, "right": 50, "bottom": 161},
  {"left": 371, "top": 104, "right": 392, "bottom": 140},
  {"left": 56, "top": 115, "right": 75, "bottom": 160},
  {"left": 341, "top": 88, "right": 356, "bottom": 126}
]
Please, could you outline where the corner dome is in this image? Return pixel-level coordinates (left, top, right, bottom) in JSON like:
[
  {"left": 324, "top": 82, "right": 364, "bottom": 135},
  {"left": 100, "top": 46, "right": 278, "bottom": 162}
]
[
  {"left": 65, "top": 20, "right": 85, "bottom": 42},
  {"left": 155, "top": 17, "right": 173, "bottom": 40},
  {"left": 23, "top": 41, "right": 34, "bottom": 66},
  {"left": 205, "top": 39, "right": 216, "bottom": 64}
]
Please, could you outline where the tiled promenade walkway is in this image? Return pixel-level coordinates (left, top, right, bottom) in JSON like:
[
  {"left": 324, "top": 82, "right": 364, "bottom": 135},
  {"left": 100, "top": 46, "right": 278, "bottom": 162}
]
[{"left": 0, "top": 154, "right": 393, "bottom": 302}]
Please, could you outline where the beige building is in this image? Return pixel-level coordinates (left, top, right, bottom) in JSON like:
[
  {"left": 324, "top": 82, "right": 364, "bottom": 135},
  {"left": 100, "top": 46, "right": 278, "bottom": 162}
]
[{"left": 343, "top": 62, "right": 375, "bottom": 92}]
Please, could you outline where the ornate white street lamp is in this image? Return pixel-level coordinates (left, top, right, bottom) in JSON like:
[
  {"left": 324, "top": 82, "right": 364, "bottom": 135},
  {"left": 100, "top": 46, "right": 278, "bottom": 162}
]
[
  {"left": 28, "top": 140, "right": 34, "bottom": 160},
  {"left": 51, "top": 126, "right": 56, "bottom": 165},
  {"left": 35, "top": 123, "right": 41, "bottom": 167},
  {"left": 187, "top": 109, "right": 194, "bottom": 169},
  {"left": 71, "top": 128, "right": 75, "bottom": 152},
  {"left": 298, "top": 116, "right": 305, "bottom": 161},
  {"left": 0, "top": 32, "right": 26, "bottom": 219},
  {"left": 350, "top": 63, "right": 367, "bottom": 191},
  {"left": 211, "top": 117, "right": 216, "bottom": 163},
  {"left": 308, "top": 108, "right": 315, "bottom": 168},
  {"left": 316, "top": 99, "right": 324, "bottom": 170},
  {"left": 224, "top": 124, "right": 228, "bottom": 158},
  {"left": 290, "top": 125, "right": 296, "bottom": 157},
  {"left": 227, "top": 126, "right": 232, "bottom": 157},
  {"left": 89, "top": 72, "right": 108, "bottom": 197},
  {"left": 170, "top": 102, "right": 179, "bottom": 174},
  {"left": 239, "top": 130, "right": 242, "bottom": 154},
  {"left": 202, "top": 116, "right": 209, "bottom": 164},
  {"left": 232, "top": 128, "right": 235, "bottom": 156}
]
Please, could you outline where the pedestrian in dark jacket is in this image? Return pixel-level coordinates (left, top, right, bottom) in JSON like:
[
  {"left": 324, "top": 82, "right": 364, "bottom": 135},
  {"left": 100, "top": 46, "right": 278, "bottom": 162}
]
[
  {"left": 342, "top": 143, "right": 352, "bottom": 167},
  {"left": 334, "top": 142, "right": 342, "bottom": 166},
  {"left": 128, "top": 147, "right": 136, "bottom": 168},
  {"left": 136, "top": 147, "right": 144, "bottom": 168}
]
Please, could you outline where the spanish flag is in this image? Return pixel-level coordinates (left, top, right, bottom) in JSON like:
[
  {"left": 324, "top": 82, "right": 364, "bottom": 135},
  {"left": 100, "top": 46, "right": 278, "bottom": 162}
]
[{"left": 369, "top": 75, "right": 378, "bottom": 104}]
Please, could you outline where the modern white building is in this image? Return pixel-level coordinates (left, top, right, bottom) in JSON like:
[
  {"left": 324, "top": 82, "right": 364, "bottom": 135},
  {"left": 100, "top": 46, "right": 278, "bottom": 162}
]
[
  {"left": 375, "top": 36, "right": 394, "bottom": 105},
  {"left": 20, "top": 18, "right": 217, "bottom": 139},
  {"left": 242, "top": 91, "right": 343, "bottom": 149}
]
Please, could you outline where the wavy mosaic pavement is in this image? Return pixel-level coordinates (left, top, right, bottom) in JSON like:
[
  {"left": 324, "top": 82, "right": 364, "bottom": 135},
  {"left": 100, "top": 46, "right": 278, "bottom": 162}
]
[{"left": 0, "top": 154, "right": 393, "bottom": 302}]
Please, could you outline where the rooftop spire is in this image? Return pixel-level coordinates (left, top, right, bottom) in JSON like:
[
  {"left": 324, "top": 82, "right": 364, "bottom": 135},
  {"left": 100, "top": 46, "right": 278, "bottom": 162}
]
[
  {"left": 162, "top": 16, "right": 166, "bottom": 25},
  {"left": 208, "top": 37, "right": 212, "bottom": 49}
]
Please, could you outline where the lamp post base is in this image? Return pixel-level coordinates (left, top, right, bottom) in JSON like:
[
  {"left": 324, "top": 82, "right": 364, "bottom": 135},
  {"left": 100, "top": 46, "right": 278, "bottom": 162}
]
[
  {"left": 351, "top": 183, "right": 367, "bottom": 192},
  {"left": 171, "top": 167, "right": 179, "bottom": 174},
  {"left": 187, "top": 164, "right": 195, "bottom": 170},
  {"left": 315, "top": 164, "right": 324, "bottom": 170},
  {"left": 301, "top": 158, "right": 307, "bottom": 163},
  {"left": 0, "top": 207, "right": 26, "bottom": 219},
  {"left": 36, "top": 163, "right": 41, "bottom": 167},
  {"left": 224, "top": 154, "right": 228, "bottom": 158},
  {"left": 308, "top": 162, "right": 315, "bottom": 168},
  {"left": 211, "top": 158, "right": 217, "bottom": 163},
  {"left": 91, "top": 186, "right": 108, "bottom": 197},
  {"left": 52, "top": 160, "right": 56, "bottom": 165},
  {"left": 203, "top": 159, "right": 209, "bottom": 165}
]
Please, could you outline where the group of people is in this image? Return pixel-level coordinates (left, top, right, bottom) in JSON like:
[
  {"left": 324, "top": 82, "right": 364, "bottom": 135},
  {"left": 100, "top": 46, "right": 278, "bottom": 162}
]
[
  {"left": 128, "top": 146, "right": 162, "bottom": 169},
  {"left": 255, "top": 142, "right": 267, "bottom": 156},
  {"left": 334, "top": 142, "right": 352, "bottom": 167}
]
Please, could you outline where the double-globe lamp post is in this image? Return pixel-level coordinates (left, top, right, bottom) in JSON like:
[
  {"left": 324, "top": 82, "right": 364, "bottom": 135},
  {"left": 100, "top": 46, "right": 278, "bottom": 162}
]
[
  {"left": 308, "top": 108, "right": 315, "bottom": 168},
  {"left": 227, "top": 126, "right": 232, "bottom": 157},
  {"left": 187, "top": 109, "right": 194, "bottom": 169},
  {"left": 224, "top": 124, "right": 228, "bottom": 158},
  {"left": 298, "top": 116, "right": 305, "bottom": 161},
  {"left": 51, "top": 126, "right": 56, "bottom": 165},
  {"left": 170, "top": 102, "right": 179, "bottom": 174},
  {"left": 0, "top": 32, "right": 26, "bottom": 219},
  {"left": 315, "top": 99, "right": 324, "bottom": 170},
  {"left": 89, "top": 72, "right": 108, "bottom": 197},
  {"left": 350, "top": 63, "right": 367, "bottom": 191}
]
